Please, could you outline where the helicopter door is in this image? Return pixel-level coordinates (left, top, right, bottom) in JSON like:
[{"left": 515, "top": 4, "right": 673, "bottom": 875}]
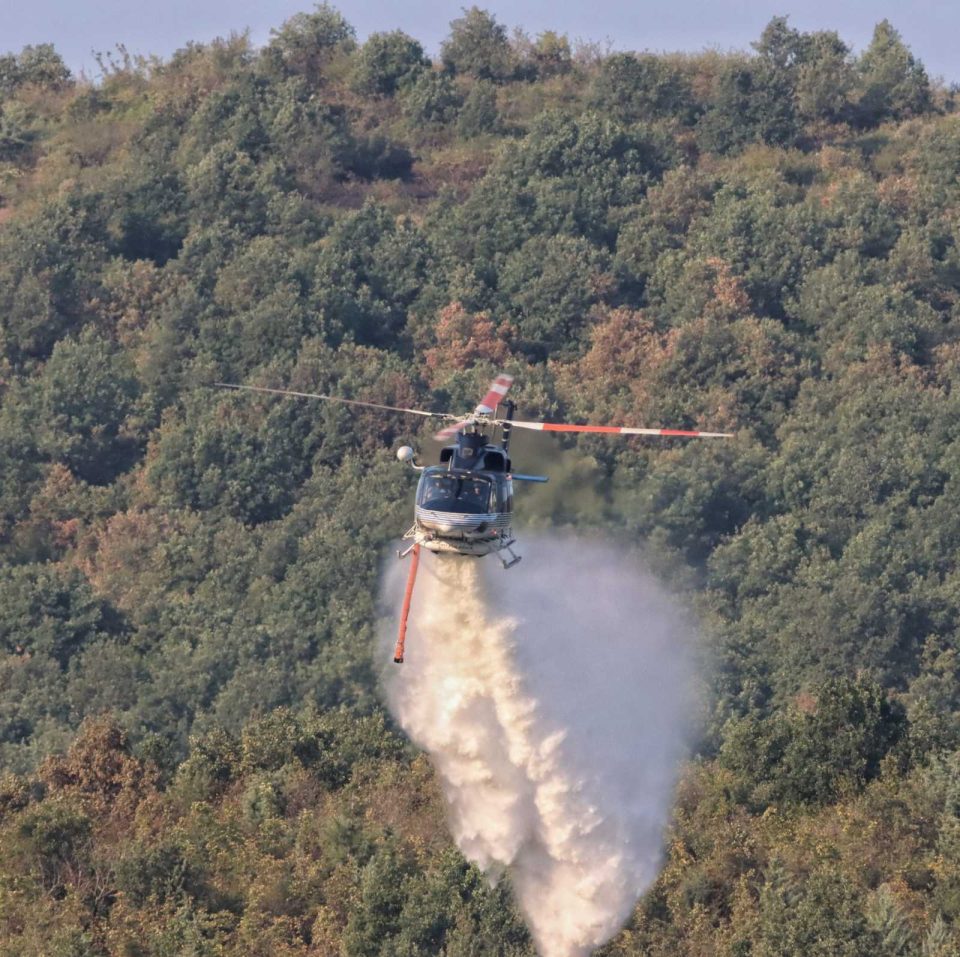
[{"left": 493, "top": 475, "right": 511, "bottom": 515}]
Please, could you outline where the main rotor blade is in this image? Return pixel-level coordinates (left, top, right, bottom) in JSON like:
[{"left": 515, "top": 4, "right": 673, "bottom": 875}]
[
  {"left": 474, "top": 373, "right": 514, "bottom": 416},
  {"left": 214, "top": 382, "right": 455, "bottom": 420},
  {"left": 433, "top": 373, "right": 515, "bottom": 441},
  {"left": 500, "top": 419, "right": 734, "bottom": 438},
  {"left": 434, "top": 420, "right": 471, "bottom": 441}
]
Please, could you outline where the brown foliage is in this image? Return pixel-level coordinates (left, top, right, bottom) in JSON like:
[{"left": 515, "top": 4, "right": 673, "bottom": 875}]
[
  {"left": 554, "top": 306, "right": 659, "bottom": 419},
  {"left": 703, "top": 256, "right": 752, "bottom": 319},
  {"left": 554, "top": 282, "right": 797, "bottom": 434},
  {"left": 24, "top": 464, "right": 85, "bottom": 552},
  {"left": 423, "top": 302, "right": 515, "bottom": 384},
  {"left": 39, "top": 715, "right": 154, "bottom": 818},
  {"left": 98, "top": 258, "right": 166, "bottom": 350},
  {"left": 84, "top": 508, "right": 195, "bottom": 615}
]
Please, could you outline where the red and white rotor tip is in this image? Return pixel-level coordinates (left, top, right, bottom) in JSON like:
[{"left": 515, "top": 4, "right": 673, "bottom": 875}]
[
  {"left": 506, "top": 420, "right": 734, "bottom": 438},
  {"left": 475, "top": 374, "right": 514, "bottom": 416}
]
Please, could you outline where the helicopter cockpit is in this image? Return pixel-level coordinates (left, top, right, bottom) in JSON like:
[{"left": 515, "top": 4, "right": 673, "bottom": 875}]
[{"left": 417, "top": 468, "right": 493, "bottom": 514}]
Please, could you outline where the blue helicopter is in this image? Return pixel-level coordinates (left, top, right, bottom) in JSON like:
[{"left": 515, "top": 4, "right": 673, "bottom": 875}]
[{"left": 216, "top": 374, "right": 731, "bottom": 570}]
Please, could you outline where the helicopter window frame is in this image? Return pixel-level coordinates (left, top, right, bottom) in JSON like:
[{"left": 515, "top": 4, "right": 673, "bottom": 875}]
[{"left": 418, "top": 469, "right": 493, "bottom": 514}]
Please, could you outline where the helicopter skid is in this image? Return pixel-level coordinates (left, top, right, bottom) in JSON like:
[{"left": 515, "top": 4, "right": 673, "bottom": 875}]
[
  {"left": 400, "top": 524, "right": 518, "bottom": 562},
  {"left": 420, "top": 535, "right": 502, "bottom": 558}
]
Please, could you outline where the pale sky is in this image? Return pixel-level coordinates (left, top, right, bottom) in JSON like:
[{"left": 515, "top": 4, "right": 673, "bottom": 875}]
[{"left": 4, "top": 0, "right": 957, "bottom": 84}]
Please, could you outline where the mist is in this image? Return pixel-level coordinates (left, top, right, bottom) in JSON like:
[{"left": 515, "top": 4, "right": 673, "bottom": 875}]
[{"left": 380, "top": 536, "right": 697, "bottom": 957}]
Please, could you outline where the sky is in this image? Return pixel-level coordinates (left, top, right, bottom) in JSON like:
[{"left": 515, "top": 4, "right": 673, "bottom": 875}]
[{"left": 4, "top": 0, "right": 958, "bottom": 84}]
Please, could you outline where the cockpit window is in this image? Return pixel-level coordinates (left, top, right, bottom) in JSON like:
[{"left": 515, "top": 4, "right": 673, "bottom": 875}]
[{"left": 419, "top": 471, "right": 492, "bottom": 514}]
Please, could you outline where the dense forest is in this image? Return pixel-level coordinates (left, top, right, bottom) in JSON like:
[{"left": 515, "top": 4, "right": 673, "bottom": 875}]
[{"left": 2, "top": 5, "right": 960, "bottom": 953}]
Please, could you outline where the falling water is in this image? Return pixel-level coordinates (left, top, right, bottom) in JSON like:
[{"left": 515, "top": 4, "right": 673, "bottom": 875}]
[{"left": 381, "top": 536, "right": 697, "bottom": 957}]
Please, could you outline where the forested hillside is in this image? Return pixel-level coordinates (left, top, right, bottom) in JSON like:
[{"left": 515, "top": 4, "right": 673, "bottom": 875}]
[{"left": 2, "top": 6, "right": 960, "bottom": 953}]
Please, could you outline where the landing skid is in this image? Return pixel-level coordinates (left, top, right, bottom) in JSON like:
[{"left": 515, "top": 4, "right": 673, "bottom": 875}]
[
  {"left": 398, "top": 526, "right": 521, "bottom": 567},
  {"left": 500, "top": 540, "right": 522, "bottom": 569}
]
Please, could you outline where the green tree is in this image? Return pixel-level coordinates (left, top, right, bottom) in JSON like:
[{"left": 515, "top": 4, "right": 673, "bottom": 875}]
[
  {"left": 203, "top": 234, "right": 316, "bottom": 371},
  {"left": 400, "top": 69, "right": 462, "bottom": 127},
  {"left": 752, "top": 15, "right": 806, "bottom": 71},
  {"left": 352, "top": 30, "right": 429, "bottom": 95},
  {"left": 456, "top": 80, "right": 501, "bottom": 137},
  {"left": 697, "top": 18, "right": 828, "bottom": 153},
  {"left": 648, "top": 177, "right": 825, "bottom": 321},
  {"left": 866, "top": 885, "right": 915, "bottom": 957},
  {"left": 263, "top": 3, "right": 356, "bottom": 85},
  {"left": 0, "top": 565, "right": 126, "bottom": 769},
  {"left": 16, "top": 799, "right": 92, "bottom": 894},
  {"left": 796, "top": 31, "right": 854, "bottom": 122},
  {"left": 0, "top": 105, "right": 33, "bottom": 161},
  {"left": 36, "top": 328, "right": 141, "bottom": 484},
  {"left": 922, "top": 916, "right": 960, "bottom": 957},
  {"left": 756, "top": 864, "right": 877, "bottom": 957},
  {"left": 856, "top": 20, "right": 931, "bottom": 125},
  {"left": 441, "top": 7, "right": 514, "bottom": 81},
  {"left": 527, "top": 31, "right": 572, "bottom": 78},
  {"left": 0, "top": 200, "right": 108, "bottom": 365},
  {"left": 498, "top": 234, "right": 610, "bottom": 355},
  {"left": 590, "top": 53, "right": 697, "bottom": 124},
  {"left": 449, "top": 110, "right": 674, "bottom": 268},
  {"left": 0, "top": 564, "right": 117, "bottom": 667},
  {"left": 720, "top": 678, "right": 908, "bottom": 807},
  {"left": 311, "top": 201, "right": 432, "bottom": 346},
  {"left": 144, "top": 386, "right": 318, "bottom": 523},
  {"left": 341, "top": 842, "right": 414, "bottom": 955},
  {"left": 0, "top": 43, "right": 71, "bottom": 95},
  {"left": 184, "top": 145, "right": 277, "bottom": 235}
]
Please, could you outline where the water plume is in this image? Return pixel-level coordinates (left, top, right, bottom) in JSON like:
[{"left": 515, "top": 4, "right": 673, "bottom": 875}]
[{"left": 380, "top": 535, "right": 696, "bottom": 957}]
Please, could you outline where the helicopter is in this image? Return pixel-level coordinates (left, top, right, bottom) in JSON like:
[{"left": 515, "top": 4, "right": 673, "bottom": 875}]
[
  {"left": 215, "top": 373, "right": 732, "bottom": 566},
  {"left": 215, "top": 374, "right": 732, "bottom": 661}
]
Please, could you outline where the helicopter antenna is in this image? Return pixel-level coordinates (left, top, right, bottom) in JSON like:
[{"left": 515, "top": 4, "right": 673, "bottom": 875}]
[{"left": 501, "top": 399, "right": 516, "bottom": 454}]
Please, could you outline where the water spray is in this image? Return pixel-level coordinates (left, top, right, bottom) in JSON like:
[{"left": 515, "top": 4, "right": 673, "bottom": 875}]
[{"left": 381, "top": 536, "right": 697, "bottom": 957}]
